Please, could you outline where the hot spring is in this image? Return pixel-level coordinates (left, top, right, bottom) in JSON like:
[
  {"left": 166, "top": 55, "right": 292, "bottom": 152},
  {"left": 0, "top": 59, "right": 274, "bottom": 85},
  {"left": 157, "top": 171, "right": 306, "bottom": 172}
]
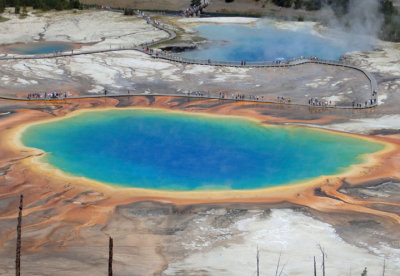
[
  {"left": 6, "top": 42, "right": 74, "bottom": 55},
  {"left": 178, "top": 21, "right": 371, "bottom": 62},
  {"left": 21, "top": 109, "right": 384, "bottom": 191}
]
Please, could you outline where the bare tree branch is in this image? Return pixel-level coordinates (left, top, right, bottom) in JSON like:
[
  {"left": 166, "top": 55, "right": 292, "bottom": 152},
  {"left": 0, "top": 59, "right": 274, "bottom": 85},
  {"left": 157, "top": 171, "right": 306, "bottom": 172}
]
[
  {"left": 318, "top": 244, "right": 327, "bottom": 276},
  {"left": 15, "top": 194, "right": 23, "bottom": 276},
  {"left": 279, "top": 261, "right": 287, "bottom": 276},
  {"left": 275, "top": 252, "right": 282, "bottom": 276}
]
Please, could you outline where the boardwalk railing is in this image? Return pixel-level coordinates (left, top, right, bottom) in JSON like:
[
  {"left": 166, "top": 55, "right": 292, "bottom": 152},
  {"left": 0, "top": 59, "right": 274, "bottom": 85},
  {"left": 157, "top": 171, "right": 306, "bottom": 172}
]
[
  {"left": 145, "top": 51, "right": 378, "bottom": 106},
  {"left": 0, "top": 91, "right": 378, "bottom": 110}
]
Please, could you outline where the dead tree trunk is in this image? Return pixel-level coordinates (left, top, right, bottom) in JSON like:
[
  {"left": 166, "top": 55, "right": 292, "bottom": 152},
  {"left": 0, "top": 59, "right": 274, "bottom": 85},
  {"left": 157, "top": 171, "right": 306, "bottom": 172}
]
[
  {"left": 256, "top": 246, "right": 259, "bottom": 276},
  {"left": 314, "top": 256, "right": 317, "bottom": 276},
  {"left": 382, "top": 258, "right": 386, "bottom": 276},
  {"left": 16, "top": 194, "right": 23, "bottom": 276},
  {"left": 275, "top": 253, "right": 281, "bottom": 276},
  {"left": 318, "top": 245, "right": 326, "bottom": 276},
  {"left": 108, "top": 236, "right": 113, "bottom": 276},
  {"left": 361, "top": 267, "right": 367, "bottom": 276}
]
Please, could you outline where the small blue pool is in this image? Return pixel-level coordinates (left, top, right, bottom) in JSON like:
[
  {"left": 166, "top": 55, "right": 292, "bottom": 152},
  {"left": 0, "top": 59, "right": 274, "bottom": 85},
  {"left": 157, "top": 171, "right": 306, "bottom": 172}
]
[{"left": 6, "top": 42, "right": 74, "bottom": 55}]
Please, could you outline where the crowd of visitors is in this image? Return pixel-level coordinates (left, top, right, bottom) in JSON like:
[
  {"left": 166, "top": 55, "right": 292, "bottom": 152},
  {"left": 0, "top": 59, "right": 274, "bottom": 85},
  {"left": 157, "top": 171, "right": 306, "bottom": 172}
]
[
  {"left": 183, "top": 0, "right": 209, "bottom": 17},
  {"left": 249, "top": 95, "right": 265, "bottom": 101},
  {"left": 308, "top": 97, "right": 332, "bottom": 107},
  {"left": 217, "top": 92, "right": 267, "bottom": 101},
  {"left": 189, "top": 91, "right": 205, "bottom": 97},
  {"left": 352, "top": 98, "right": 377, "bottom": 108},
  {"left": 27, "top": 92, "right": 67, "bottom": 100},
  {"left": 277, "top": 96, "right": 291, "bottom": 103}
]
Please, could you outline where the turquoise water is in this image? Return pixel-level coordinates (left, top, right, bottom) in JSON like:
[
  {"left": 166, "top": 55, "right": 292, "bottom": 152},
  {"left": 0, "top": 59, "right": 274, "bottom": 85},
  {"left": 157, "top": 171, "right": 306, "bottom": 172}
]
[
  {"left": 179, "top": 23, "right": 367, "bottom": 62},
  {"left": 22, "top": 109, "right": 383, "bottom": 190},
  {"left": 8, "top": 42, "right": 73, "bottom": 54}
]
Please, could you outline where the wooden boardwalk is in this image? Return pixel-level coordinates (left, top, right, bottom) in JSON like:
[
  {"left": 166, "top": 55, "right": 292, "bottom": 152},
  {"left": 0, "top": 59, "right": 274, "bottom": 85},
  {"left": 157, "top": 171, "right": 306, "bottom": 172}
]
[{"left": 0, "top": 91, "right": 379, "bottom": 110}]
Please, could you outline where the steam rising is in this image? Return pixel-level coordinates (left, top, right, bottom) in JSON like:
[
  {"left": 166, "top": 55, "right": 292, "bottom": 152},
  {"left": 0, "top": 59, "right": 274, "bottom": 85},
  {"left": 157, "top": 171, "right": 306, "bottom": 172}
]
[
  {"left": 321, "top": 0, "right": 384, "bottom": 48},
  {"left": 179, "top": 0, "right": 388, "bottom": 62}
]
